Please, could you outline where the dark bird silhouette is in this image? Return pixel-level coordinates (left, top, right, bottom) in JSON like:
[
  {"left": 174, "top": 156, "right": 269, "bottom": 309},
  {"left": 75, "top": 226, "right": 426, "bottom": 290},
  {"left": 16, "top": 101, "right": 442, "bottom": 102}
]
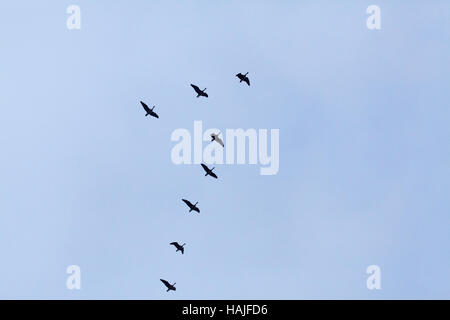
[
  {"left": 236, "top": 72, "right": 250, "bottom": 86},
  {"left": 190, "top": 84, "right": 208, "bottom": 97},
  {"left": 140, "top": 101, "right": 159, "bottom": 118},
  {"left": 160, "top": 279, "right": 176, "bottom": 292},
  {"left": 211, "top": 132, "right": 224, "bottom": 147},
  {"left": 170, "top": 242, "right": 186, "bottom": 254},
  {"left": 182, "top": 199, "right": 200, "bottom": 213},
  {"left": 201, "top": 163, "right": 218, "bottom": 179}
]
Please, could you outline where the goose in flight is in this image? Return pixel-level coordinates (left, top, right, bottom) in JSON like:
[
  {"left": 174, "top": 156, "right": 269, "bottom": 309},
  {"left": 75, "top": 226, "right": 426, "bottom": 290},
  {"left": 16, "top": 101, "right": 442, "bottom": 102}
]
[
  {"left": 211, "top": 132, "right": 224, "bottom": 147},
  {"left": 170, "top": 242, "right": 186, "bottom": 254},
  {"left": 140, "top": 101, "right": 159, "bottom": 118},
  {"left": 182, "top": 199, "right": 200, "bottom": 213},
  {"left": 190, "top": 84, "right": 208, "bottom": 98},
  {"left": 160, "top": 279, "right": 176, "bottom": 292},
  {"left": 201, "top": 163, "right": 218, "bottom": 179},
  {"left": 236, "top": 72, "right": 250, "bottom": 86}
]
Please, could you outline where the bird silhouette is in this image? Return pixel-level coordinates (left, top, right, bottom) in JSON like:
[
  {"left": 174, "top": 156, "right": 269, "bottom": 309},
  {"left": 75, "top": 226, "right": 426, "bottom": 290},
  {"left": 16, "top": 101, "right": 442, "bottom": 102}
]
[
  {"left": 201, "top": 163, "right": 218, "bottom": 179},
  {"left": 170, "top": 242, "right": 186, "bottom": 254},
  {"left": 236, "top": 72, "right": 250, "bottom": 86},
  {"left": 160, "top": 279, "right": 176, "bottom": 292},
  {"left": 211, "top": 132, "right": 224, "bottom": 147},
  {"left": 140, "top": 101, "right": 159, "bottom": 118},
  {"left": 182, "top": 199, "right": 200, "bottom": 213},
  {"left": 190, "top": 84, "right": 208, "bottom": 97}
]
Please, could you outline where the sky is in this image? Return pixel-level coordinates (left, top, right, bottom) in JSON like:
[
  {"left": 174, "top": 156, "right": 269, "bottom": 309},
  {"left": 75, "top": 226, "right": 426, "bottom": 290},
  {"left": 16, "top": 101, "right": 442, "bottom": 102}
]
[{"left": 0, "top": 1, "right": 449, "bottom": 299}]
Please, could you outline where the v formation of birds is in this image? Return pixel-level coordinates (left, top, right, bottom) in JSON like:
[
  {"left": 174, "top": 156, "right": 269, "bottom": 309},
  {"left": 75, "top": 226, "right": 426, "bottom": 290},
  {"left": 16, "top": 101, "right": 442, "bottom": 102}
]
[{"left": 142, "top": 73, "right": 251, "bottom": 293}]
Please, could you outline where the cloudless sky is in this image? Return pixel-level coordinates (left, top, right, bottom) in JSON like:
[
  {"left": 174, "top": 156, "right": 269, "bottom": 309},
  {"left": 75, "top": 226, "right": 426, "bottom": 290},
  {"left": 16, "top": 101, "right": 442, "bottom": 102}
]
[{"left": 0, "top": 1, "right": 449, "bottom": 299}]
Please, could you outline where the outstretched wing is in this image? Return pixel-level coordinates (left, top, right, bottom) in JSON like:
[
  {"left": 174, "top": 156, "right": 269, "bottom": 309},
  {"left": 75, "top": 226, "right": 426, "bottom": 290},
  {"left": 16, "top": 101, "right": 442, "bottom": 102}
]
[
  {"left": 210, "top": 172, "right": 218, "bottom": 179},
  {"left": 201, "top": 163, "right": 209, "bottom": 172},
  {"left": 244, "top": 77, "right": 250, "bottom": 86},
  {"left": 192, "top": 206, "right": 200, "bottom": 213},
  {"left": 160, "top": 279, "right": 170, "bottom": 288},
  {"left": 170, "top": 242, "right": 179, "bottom": 247},
  {"left": 236, "top": 73, "right": 242, "bottom": 78},
  {"left": 190, "top": 84, "right": 200, "bottom": 93},
  {"left": 182, "top": 199, "right": 192, "bottom": 207},
  {"left": 152, "top": 111, "right": 159, "bottom": 119},
  {"left": 140, "top": 101, "right": 151, "bottom": 113},
  {"left": 216, "top": 137, "right": 224, "bottom": 147},
  {"left": 181, "top": 247, "right": 184, "bottom": 254}
]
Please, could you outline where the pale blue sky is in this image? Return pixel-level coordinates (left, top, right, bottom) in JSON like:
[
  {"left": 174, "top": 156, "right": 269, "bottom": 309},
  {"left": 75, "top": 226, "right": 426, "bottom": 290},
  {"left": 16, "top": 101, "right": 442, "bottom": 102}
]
[{"left": 0, "top": 1, "right": 449, "bottom": 299}]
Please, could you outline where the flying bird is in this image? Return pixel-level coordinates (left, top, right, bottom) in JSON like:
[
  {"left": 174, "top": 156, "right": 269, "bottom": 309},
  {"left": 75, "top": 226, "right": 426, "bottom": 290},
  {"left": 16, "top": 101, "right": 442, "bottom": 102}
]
[
  {"left": 211, "top": 132, "right": 224, "bottom": 147},
  {"left": 140, "top": 101, "right": 159, "bottom": 118},
  {"left": 236, "top": 72, "right": 250, "bottom": 86},
  {"left": 170, "top": 242, "right": 186, "bottom": 254},
  {"left": 182, "top": 199, "right": 200, "bottom": 213},
  {"left": 190, "top": 84, "right": 208, "bottom": 98},
  {"left": 201, "top": 163, "right": 218, "bottom": 179},
  {"left": 160, "top": 279, "right": 176, "bottom": 292}
]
